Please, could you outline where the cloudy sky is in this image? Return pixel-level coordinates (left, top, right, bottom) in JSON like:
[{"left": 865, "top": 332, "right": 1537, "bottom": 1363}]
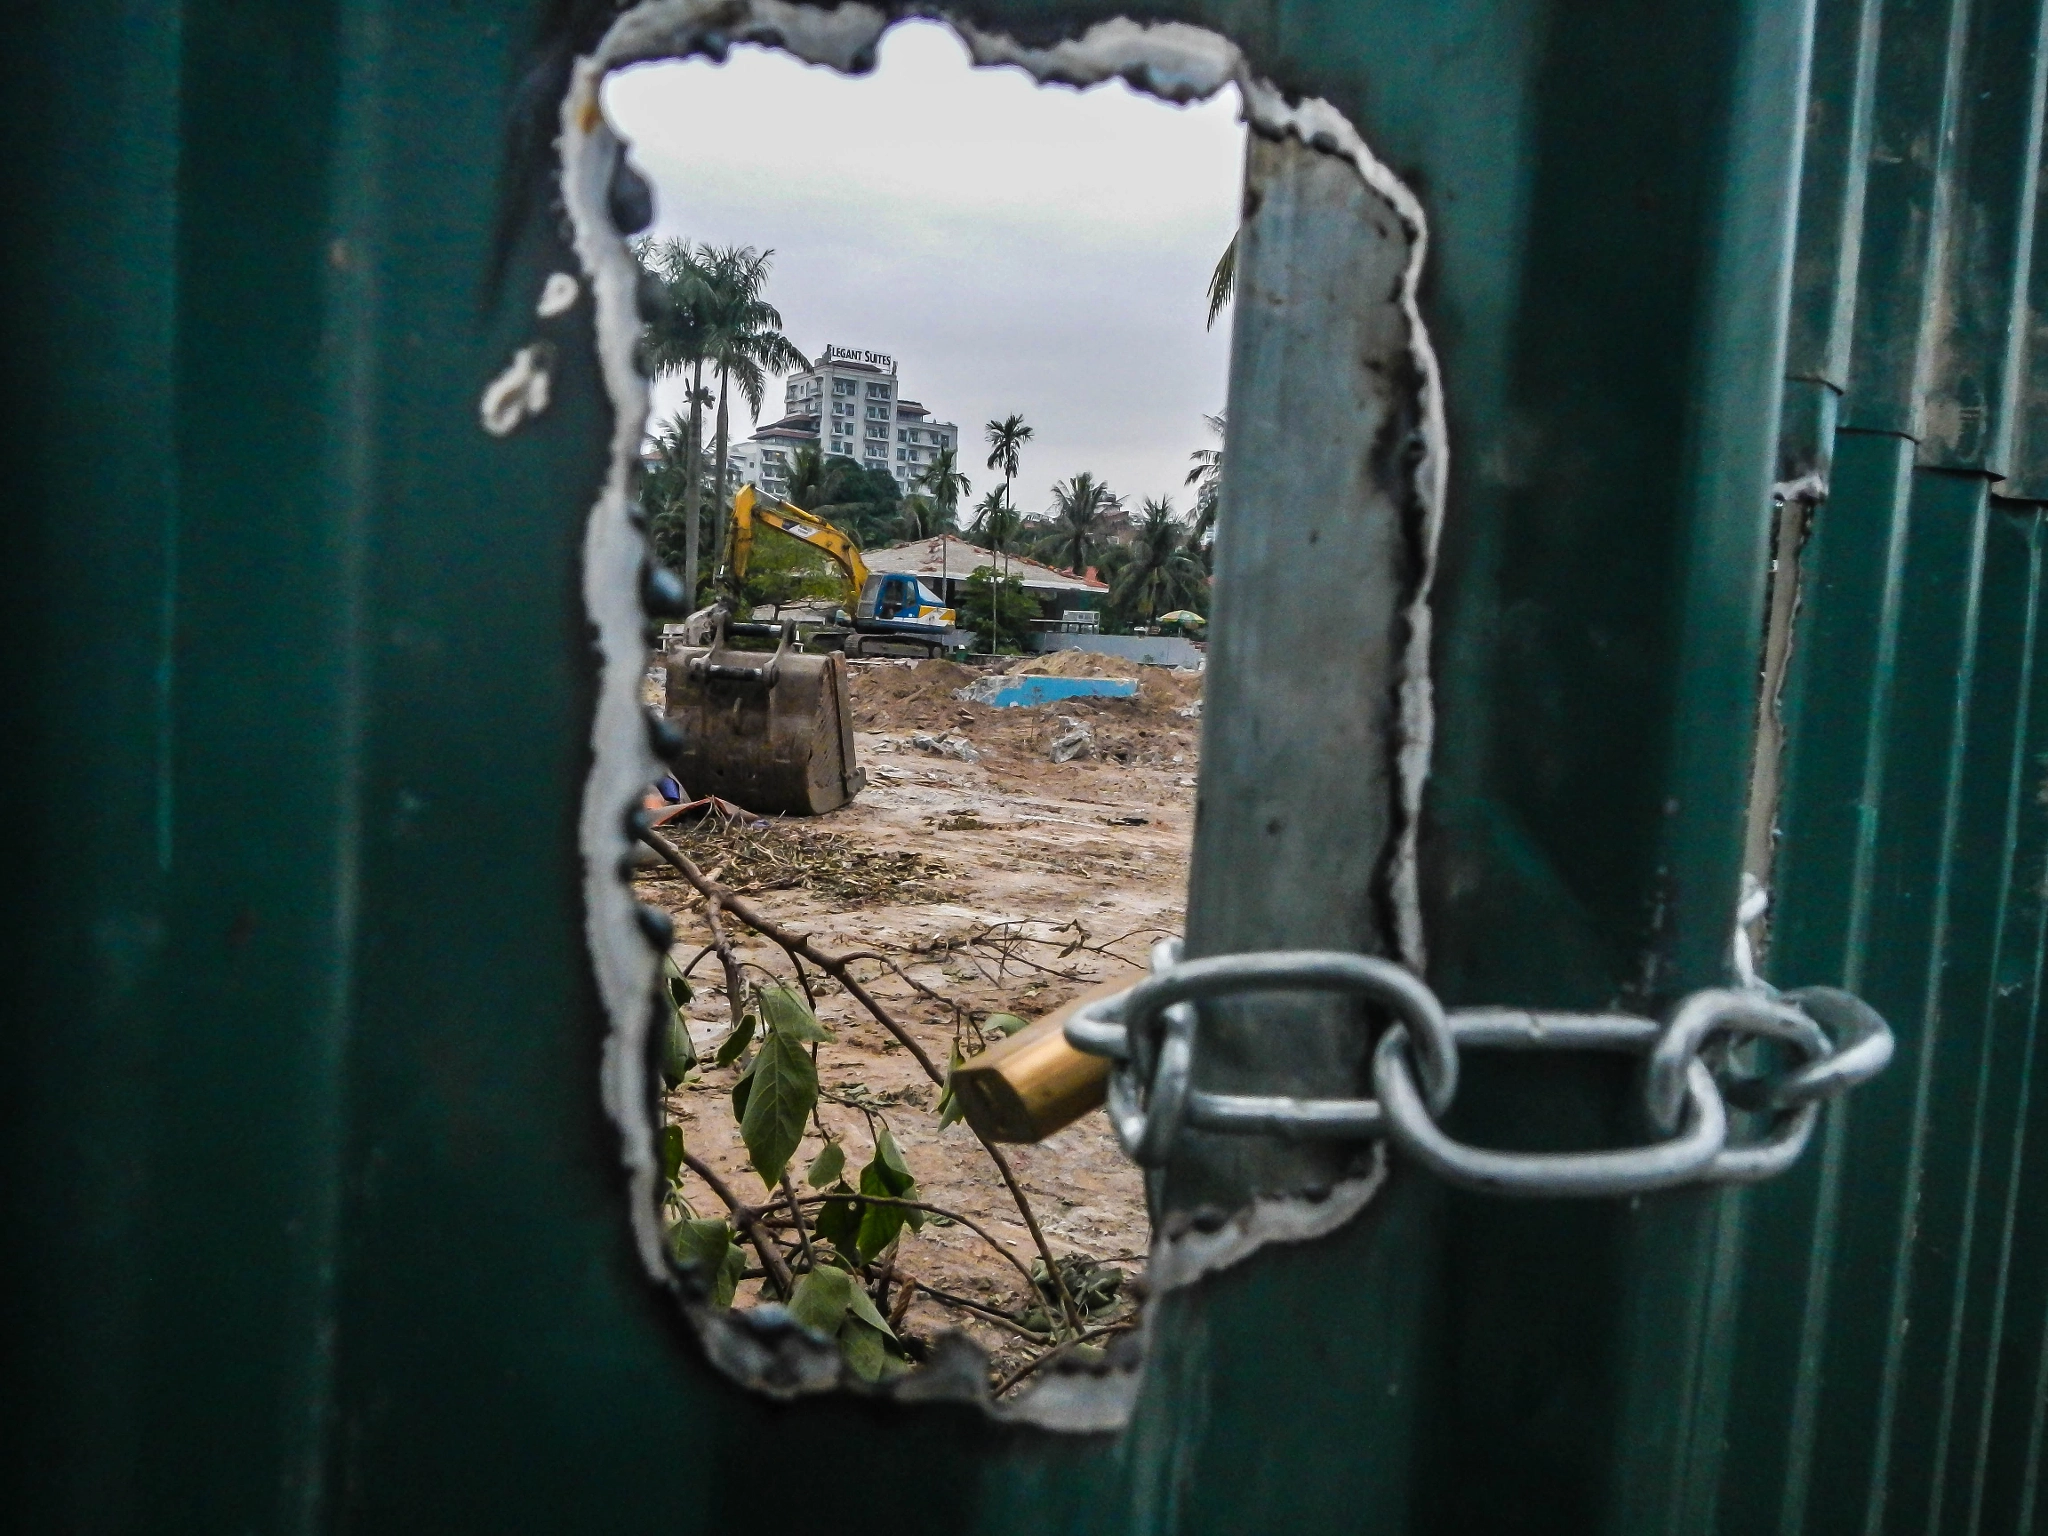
[{"left": 602, "top": 21, "right": 1244, "bottom": 520}]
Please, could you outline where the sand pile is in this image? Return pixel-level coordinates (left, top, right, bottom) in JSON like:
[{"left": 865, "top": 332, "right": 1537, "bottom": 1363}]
[
  {"left": 844, "top": 658, "right": 981, "bottom": 732},
  {"left": 1005, "top": 648, "right": 1143, "bottom": 679}
]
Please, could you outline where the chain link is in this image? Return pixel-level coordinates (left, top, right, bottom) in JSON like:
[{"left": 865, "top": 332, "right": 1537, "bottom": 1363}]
[{"left": 1064, "top": 948, "right": 1894, "bottom": 1195}]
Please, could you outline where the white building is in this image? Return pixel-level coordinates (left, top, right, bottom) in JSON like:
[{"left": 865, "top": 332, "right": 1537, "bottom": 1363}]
[
  {"left": 724, "top": 440, "right": 764, "bottom": 491},
  {"left": 735, "top": 344, "right": 960, "bottom": 500}
]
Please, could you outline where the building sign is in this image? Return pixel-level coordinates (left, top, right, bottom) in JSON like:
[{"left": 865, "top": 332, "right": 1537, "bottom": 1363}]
[{"left": 823, "top": 344, "right": 895, "bottom": 373}]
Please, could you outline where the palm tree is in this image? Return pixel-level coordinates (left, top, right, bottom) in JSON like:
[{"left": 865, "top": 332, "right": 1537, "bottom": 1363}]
[
  {"left": 700, "top": 244, "right": 807, "bottom": 560},
  {"left": 914, "top": 446, "right": 970, "bottom": 531},
  {"left": 1207, "top": 231, "right": 1238, "bottom": 330},
  {"left": 782, "top": 444, "right": 831, "bottom": 512},
  {"left": 984, "top": 413, "right": 1033, "bottom": 582},
  {"left": 641, "top": 416, "right": 695, "bottom": 575},
  {"left": 968, "top": 486, "right": 1022, "bottom": 553},
  {"left": 634, "top": 238, "right": 717, "bottom": 601},
  {"left": 895, "top": 491, "right": 944, "bottom": 541},
  {"left": 1185, "top": 411, "right": 1226, "bottom": 550},
  {"left": 1045, "top": 471, "right": 1121, "bottom": 577},
  {"left": 1115, "top": 495, "right": 1206, "bottom": 625}
]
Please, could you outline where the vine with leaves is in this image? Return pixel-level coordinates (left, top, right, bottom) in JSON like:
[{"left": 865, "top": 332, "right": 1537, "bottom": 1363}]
[{"left": 641, "top": 827, "right": 1140, "bottom": 1388}]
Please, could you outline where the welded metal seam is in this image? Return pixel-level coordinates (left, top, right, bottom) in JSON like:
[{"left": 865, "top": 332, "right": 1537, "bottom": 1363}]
[{"left": 1225, "top": 82, "right": 1448, "bottom": 979}]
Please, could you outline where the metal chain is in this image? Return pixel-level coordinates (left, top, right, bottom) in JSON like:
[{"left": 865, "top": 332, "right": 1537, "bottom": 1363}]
[{"left": 1064, "top": 947, "right": 1894, "bottom": 1196}]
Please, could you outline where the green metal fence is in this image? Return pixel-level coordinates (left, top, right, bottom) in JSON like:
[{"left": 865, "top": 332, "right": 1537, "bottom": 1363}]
[{"left": 9, "top": 0, "right": 2048, "bottom": 1530}]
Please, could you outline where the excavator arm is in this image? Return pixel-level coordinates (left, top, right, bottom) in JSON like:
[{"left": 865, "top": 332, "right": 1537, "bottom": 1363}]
[
  {"left": 727, "top": 485, "right": 870, "bottom": 603},
  {"left": 724, "top": 484, "right": 954, "bottom": 655}
]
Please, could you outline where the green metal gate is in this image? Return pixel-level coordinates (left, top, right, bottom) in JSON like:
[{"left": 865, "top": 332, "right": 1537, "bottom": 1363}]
[{"left": 8, "top": 0, "right": 2048, "bottom": 1531}]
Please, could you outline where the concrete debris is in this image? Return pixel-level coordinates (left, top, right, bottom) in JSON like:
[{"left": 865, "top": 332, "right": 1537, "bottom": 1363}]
[
  {"left": 1050, "top": 717, "right": 1095, "bottom": 764},
  {"left": 912, "top": 731, "right": 982, "bottom": 764},
  {"left": 1175, "top": 699, "right": 1203, "bottom": 719},
  {"left": 1175, "top": 776, "right": 1198, "bottom": 788}
]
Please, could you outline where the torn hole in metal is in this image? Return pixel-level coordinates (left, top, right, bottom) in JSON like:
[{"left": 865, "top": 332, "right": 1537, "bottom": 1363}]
[{"left": 562, "top": 0, "right": 1444, "bottom": 1420}]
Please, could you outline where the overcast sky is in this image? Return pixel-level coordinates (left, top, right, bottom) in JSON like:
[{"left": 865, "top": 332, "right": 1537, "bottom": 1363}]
[{"left": 602, "top": 21, "right": 1243, "bottom": 520}]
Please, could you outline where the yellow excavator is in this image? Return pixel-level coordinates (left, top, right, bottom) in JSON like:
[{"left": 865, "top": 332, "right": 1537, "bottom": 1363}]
[
  {"left": 726, "top": 486, "right": 956, "bottom": 660},
  {"left": 657, "top": 490, "right": 959, "bottom": 817}
]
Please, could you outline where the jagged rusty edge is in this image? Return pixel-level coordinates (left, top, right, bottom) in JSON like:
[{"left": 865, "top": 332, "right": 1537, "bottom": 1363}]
[
  {"left": 560, "top": 0, "right": 1444, "bottom": 1417},
  {"left": 560, "top": 61, "right": 671, "bottom": 1289}
]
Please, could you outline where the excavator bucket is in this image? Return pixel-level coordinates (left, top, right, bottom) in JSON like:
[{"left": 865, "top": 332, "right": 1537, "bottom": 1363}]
[{"left": 661, "top": 618, "right": 865, "bottom": 817}]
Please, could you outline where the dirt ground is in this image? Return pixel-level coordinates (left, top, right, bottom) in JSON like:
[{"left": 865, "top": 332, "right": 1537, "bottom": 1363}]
[{"left": 634, "top": 648, "right": 1203, "bottom": 1384}]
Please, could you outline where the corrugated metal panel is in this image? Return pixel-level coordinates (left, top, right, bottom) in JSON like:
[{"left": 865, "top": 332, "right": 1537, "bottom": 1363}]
[
  {"left": 9, "top": 0, "right": 2048, "bottom": 1531},
  {"left": 1741, "top": 0, "right": 2048, "bottom": 1530}
]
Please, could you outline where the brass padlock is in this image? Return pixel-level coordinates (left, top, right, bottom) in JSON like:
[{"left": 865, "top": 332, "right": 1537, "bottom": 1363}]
[{"left": 950, "top": 978, "right": 1128, "bottom": 1142}]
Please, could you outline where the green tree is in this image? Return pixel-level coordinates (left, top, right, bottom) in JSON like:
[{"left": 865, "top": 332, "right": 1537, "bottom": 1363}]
[
  {"left": 700, "top": 245, "right": 807, "bottom": 560},
  {"left": 1093, "top": 540, "right": 1134, "bottom": 625},
  {"left": 956, "top": 569, "right": 1036, "bottom": 652},
  {"left": 782, "top": 444, "right": 828, "bottom": 510},
  {"left": 634, "top": 238, "right": 717, "bottom": 602},
  {"left": 894, "top": 491, "right": 944, "bottom": 541},
  {"left": 913, "top": 446, "right": 970, "bottom": 531},
  {"left": 1186, "top": 411, "right": 1225, "bottom": 551},
  {"left": 983, "top": 413, "right": 1033, "bottom": 583},
  {"left": 734, "top": 531, "right": 845, "bottom": 617},
  {"left": 641, "top": 416, "right": 719, "bottom": 588},
  {"left": 1045, "top": 471, "right": 1120, "bottom": 577},
  {"left": 967, "top": 486, "right": 1022, "bottom": 554},
  {"left": 808, "top": 458, "right": 903, "bottom": 549},
  {"left": 1207, "top": 230, "right": 1237, "bottom": 330},
  {"left": 1114, "top": 495, "right": 1206, "bottom": 626}
]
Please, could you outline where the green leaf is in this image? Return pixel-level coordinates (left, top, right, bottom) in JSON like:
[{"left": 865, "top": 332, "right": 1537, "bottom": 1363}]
[
  {"left": 659, "top": 1123, "right": 686, "bottom": 1189},
  {"left": 814, "top": 1182, "right": 865, "bottom": 1258},
  {"left": 760, "top": 984, "right": 833, "bottom": 1043},
  {"left": 805, "top": 1139, "right": 846, "bottom": 1188},
  {"left": 851, "top": 1124, "right": 925, "bottom": 1256},
  {"left": 657, "top": 957, "right": 699, "bottom": 1088},
  {"left": 787, "top": 1264, "right": 855, "bottom": 1339},
  {"left": 875, "top": 1125, "right": 924, "bottom": 1233},
  {"left": 739, "top": 1032, "right": 817, "bottom": 1187},
  {"left": 663, "top": 954, "right": 693, "bottom": 1011},
  {"left": 660, "top": 1014, "right": 697, "bottom": 1089},
  {"left": 716, "top": 1241, "right": 745, "bottom": 1307},
  {"left": 714, "top": 1011, "right": 758, "bottom": 1069},
  {"left": 838, "top": 1315, "right": 906, "bottom": 1382},
  {"left": 846, "top": 1280, "right": 896, "bottom": 1339},
  {"left": 872, "top": 1125, "right": 916, "bottom": 1195},
  {"left": 666, "top": 1218, "right": 741, "bottom": 1306},
  {"left": 1031, "top": 1254, "right": 1125, "bottom": 1318},
  {"left": 856, "top": 1161, "right": 908, "bottom": 1260},
  {"left": 985, "top": 1012, "right": 1031, "bottom": 1038},
  {"left": 935, "top": 1043, "right": 965, "bottom": 1130},
  {"left": 730, "top": 1049, "right": 758, "bottom": 1122}
]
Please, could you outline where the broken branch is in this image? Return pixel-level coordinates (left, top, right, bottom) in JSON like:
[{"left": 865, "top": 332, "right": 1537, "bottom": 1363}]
[
  {"left": 639, "top": 827, "right": 1085, "bottom": 1336},
  {"left": 679, "top": 1147, "right": 794, "bottom": 1299}
]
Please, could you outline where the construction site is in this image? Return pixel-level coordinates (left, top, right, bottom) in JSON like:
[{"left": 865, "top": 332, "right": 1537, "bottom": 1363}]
[{"left": 635, "top": 642, "right": 1203, "bottom": 1386}]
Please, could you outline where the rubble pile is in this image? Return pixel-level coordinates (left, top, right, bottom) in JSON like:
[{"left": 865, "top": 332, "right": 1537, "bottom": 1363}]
[{"left": 845, "top": 656, "right": 1203, "bottom": 782}]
